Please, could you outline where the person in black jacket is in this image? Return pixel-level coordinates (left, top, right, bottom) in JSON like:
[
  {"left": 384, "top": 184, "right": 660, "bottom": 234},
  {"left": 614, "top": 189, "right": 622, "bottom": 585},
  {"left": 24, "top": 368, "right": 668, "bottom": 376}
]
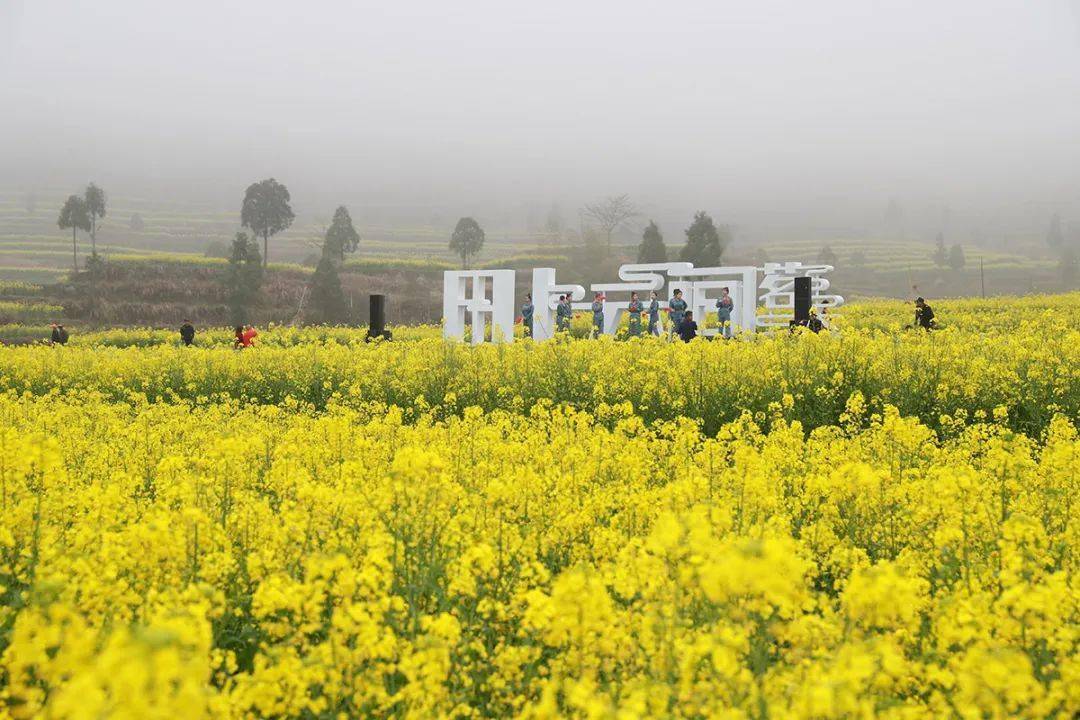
[
  {"left": 677, "top": 311, "right": 698, "bottom": 342},
  {"left": 179, "top": 320, "right": 195, "bottom": 346},
  {"left": 915, "top": 297, "right": 935, "bottom": 330}
]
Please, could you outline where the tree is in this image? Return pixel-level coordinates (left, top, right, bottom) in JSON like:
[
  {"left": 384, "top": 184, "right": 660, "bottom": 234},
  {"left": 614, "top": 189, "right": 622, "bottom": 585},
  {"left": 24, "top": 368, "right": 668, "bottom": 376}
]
[
  {"left": 948, "top": 243, "right": 966, "bottom": 271},
  {"left": 241, "top": 178, "right": 295, "bottom": 267},
  {"left": 130, "top": 213, "right": 145, "bottom": 232},
  {"left": 932, "top": 233, "right": 948, "bottom": 267},
  {"left": 84, "top": 183, "right": 107, "bottom": 256},
  {"left": 1060, "top": 245, "right": 1077, "bottom": 287},
  {"left": 57, "top": 195, "right": 90, "bottom": 271},
  {"left": 450, "top": 217, "right": 485, "bottom": 269},
  {"left": 637, "top": 220, "right": 668, "bottom": 263},
  {"left": 582, "top": 194, "right": 638, "bottom": 249},
  {"left": 323, "top": 206, "right": 360, "bottom": 261},
  {"left": 308, "top": 255, "right": 348, "bottom": 324},
  {"left": 817, "top": 245, "right": 839, "bottom": 267},
  {"left": 679, "top": 211, "right": 728, "bottom": 267},
  {"left": 226, "top": 231, "right": 264, "bottom": 324},
  {"left": 1047, "top": 213, "right": 1064, "bottom": 249}
]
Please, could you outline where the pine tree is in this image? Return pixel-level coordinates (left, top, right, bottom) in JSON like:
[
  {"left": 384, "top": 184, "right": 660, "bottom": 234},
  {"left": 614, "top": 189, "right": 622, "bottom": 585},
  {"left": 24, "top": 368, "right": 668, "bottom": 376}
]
[
  {"left": 637, "top": 221, "right": 668, "bottom": 263},
  {"left": 308, "top": 255, "right": 348, "bottom": 324},
  {"left": 226, "top": 232, "right": 263, "bottom": 324},
  {"left": 679, "top": 211, "right": 728, "bottom": 267},
  {"left": 324, "top": 206, "right": 360, "bottom": 261}
]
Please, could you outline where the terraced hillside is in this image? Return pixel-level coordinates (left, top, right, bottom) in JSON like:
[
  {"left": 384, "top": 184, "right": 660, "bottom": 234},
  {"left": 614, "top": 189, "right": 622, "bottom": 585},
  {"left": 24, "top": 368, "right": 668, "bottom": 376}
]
[
  {"left": 2, "top": 190, "right": 1068, "bottom": 302},
  {"left": 0, "top": 190, "right": 555, "bottom": 281}
]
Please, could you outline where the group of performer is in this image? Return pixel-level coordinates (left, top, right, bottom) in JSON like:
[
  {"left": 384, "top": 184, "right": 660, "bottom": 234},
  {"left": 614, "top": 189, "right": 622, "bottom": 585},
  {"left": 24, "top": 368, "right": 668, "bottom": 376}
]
[{"left": 519, "top": 287, "right": 736, "bottom": 342}]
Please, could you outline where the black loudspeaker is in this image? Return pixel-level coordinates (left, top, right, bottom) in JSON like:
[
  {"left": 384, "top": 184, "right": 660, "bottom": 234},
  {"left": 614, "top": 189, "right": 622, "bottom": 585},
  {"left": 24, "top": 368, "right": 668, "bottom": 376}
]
[
  {"left": 366, "top": 294, "right": 392, "bottom": 341},
  {"left": 793, "top": 276, "right": 811, "bottom": 323}
]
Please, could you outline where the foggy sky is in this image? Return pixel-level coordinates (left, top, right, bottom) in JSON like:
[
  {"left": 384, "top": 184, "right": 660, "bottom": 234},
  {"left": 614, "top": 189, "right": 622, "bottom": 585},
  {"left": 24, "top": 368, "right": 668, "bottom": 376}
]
[{"left": 2, "top": 0, "right": 1079, "bottom": 232}]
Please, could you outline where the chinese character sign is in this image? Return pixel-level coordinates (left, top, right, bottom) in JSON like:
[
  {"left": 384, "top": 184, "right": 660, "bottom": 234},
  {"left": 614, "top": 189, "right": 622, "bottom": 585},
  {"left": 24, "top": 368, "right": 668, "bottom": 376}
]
[
  {"left": 442, "top": 262, "right": 842, "bottom": 342},
  {"left": 442, "top": 270, "right": 516, "bottom": 344}
]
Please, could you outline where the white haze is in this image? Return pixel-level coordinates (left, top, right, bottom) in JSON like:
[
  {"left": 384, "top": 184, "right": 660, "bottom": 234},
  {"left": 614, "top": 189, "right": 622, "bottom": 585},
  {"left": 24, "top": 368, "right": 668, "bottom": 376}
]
[{"left": 1, "top": 0, "right": 1079, "bottom": 237}]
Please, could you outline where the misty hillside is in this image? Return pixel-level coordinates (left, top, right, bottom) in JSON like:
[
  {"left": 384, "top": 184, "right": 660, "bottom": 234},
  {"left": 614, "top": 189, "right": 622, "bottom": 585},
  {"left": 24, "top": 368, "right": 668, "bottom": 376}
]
[{"left": 0, "top": 189, "right": 1072, "bottom": 303}]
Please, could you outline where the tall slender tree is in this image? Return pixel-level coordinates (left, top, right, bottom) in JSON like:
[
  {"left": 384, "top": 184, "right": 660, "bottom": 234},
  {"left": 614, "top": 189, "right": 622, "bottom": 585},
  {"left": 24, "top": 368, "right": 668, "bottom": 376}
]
[
  {"left": 84, "top": 183, "right": 107, "bottom": 256},
  {"left": 57, "top": 195, "right": 91, "bottom": 271},
  {"left": 323, "top": 206, "right": 361, "bottom": 261},
  {"left": 241, "top": 178, "right": 295, "bottom": 267}
]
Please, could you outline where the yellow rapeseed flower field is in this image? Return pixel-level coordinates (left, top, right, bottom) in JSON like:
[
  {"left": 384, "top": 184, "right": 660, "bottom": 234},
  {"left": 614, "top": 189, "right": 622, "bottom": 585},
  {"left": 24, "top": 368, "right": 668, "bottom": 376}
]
[{"left": 0, "top": 293, "right": 1077, "bottom": 719}]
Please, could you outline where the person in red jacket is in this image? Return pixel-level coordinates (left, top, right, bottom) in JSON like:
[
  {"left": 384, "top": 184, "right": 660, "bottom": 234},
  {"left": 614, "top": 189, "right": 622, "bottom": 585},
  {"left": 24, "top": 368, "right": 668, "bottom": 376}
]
[{"left": 241, "top": 325, "right": 258, "bottom": 347}]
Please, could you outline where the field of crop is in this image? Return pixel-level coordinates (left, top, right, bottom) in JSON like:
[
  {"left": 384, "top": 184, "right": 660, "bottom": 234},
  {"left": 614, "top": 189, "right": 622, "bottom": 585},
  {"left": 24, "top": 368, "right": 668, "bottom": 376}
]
[{"left": 0, "top": 293, "right": 1076, "bottom": 718}]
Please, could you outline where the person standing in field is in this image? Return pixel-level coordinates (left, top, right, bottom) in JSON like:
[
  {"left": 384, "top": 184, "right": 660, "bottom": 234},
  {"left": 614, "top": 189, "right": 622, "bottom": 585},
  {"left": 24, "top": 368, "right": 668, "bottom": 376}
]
[
  {"left": 668, "top": 289, "right": 687, "bottom": 339},
  {"left": 915, "top": 297, "right": 935, "bottom": 330},
  {"left": 648, "top": 291, "right": 661, "bottom": 336},
  {"left": 627, "top": 291, "right": 643, "bottom": 337},
  {"left": 242, "top": 325, "right": 258, "bottom": 347},
  {"left": 521, "top": 294, "right": 534, "bottom": 338},
  {"left": 179, "top": 319, "right": 195, "bottom": 347},
  {"left": 234, "top": 326, "right": 245, "bottom": 348},
  {"left": 55, "top": 325, "right": 69, "bottom": 345},
  {"left": 591, "top": 292, "right": 605, "bottom": 337},
  {"left": 555, "top": 295, "right": 571, "bottom": 333},
  {"left": 49, "top": 323, "right": 61, "bottom": 345},
  {"left": 677, "top": 310, "right": 698, "bottom": 342},
  {"left": 715, "top": 287, "right": 734, "bottom": 339}
]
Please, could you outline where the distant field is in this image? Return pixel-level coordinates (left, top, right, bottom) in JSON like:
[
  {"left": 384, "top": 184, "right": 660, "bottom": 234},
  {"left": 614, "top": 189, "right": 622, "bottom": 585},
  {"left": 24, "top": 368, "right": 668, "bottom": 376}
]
[{"left": 0, "top": 190, "right": 552, "bottom": 282}]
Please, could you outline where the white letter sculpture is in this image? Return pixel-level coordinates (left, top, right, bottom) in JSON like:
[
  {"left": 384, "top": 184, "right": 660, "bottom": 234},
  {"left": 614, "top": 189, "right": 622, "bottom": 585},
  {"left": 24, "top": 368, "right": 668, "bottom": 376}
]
[
  {"left": 442, "top": 261, "right": 842, "bottom": 342},
  {"left": 442, "top": 269, "right": 516, "bottom": 344},
  {"left": 758, "top": 262, "right": 844, "bottom": 328}
]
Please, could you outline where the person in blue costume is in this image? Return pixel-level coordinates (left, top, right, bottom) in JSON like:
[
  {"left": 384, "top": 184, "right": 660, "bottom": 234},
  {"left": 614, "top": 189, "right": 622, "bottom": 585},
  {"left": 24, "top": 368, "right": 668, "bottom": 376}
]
[
  {"left": 627, "top": 291, "right": 643, "bottom": 337},
  {"left": 556, "top": 294, "right": 572, "bottom": 332},
  {"left": 591, "top": 292, "right": 605, "bottom": 337},
  {"left": 667, "top": 289, "right": 687, "bottom": 339},
  {"left": 521, "top": 293, "right": 534, "bottom": 338},
  {"left": 715, "top": 286, "right": 734, "bottom": 339},
  {"left": 647, "top": 291, "right": 661, "bottom": 336}
]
